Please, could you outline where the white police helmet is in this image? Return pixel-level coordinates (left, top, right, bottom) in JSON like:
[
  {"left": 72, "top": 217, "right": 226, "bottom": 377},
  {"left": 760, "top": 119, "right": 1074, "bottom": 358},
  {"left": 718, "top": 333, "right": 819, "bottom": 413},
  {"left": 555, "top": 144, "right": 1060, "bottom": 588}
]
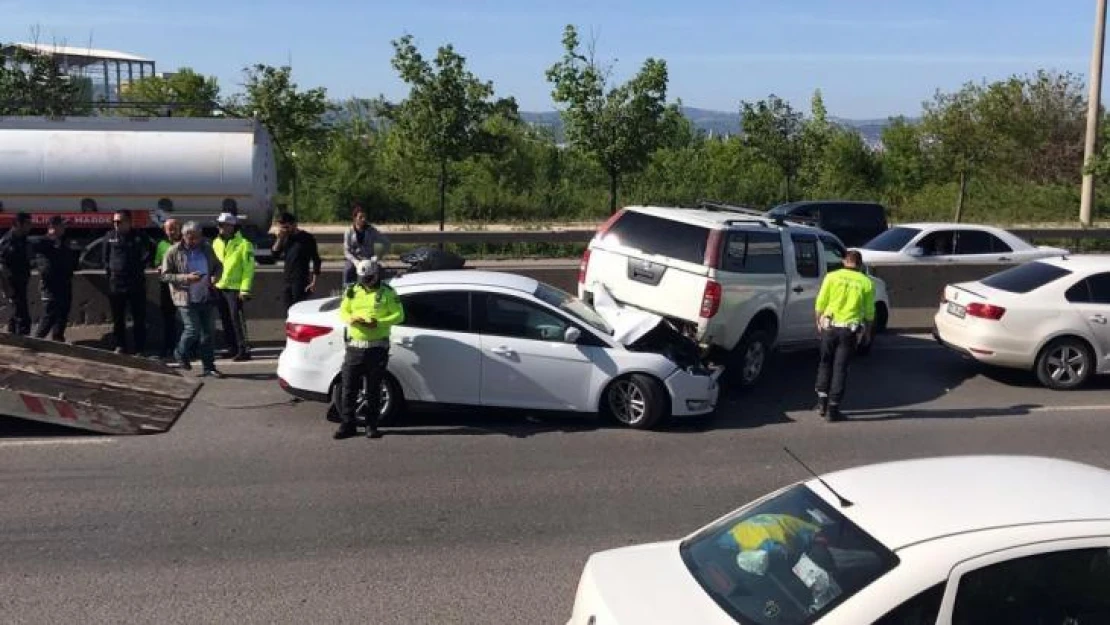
[{"left": 356, "top": 257, "right": 379, "bottom": 279}]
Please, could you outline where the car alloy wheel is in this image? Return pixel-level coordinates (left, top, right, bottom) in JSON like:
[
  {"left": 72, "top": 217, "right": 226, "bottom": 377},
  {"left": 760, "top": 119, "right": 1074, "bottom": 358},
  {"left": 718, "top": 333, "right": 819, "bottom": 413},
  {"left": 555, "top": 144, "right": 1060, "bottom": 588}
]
[
  {"left": 1036, "top": 338, "right": 1093, "bottom": 390},
  {"left": 608, "top": 379, "right": 646, "bottom": 425},
  {"left": 742, "top": 341, "right": 766, "bottom": 384},
  {"left": 604, "top": 374, "right": 668, "bottom": 429}
]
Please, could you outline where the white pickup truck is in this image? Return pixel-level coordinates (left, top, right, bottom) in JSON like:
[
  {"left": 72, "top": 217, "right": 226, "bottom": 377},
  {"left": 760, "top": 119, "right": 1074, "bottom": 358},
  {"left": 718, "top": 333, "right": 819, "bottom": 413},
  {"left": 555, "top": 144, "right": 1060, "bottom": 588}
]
[{"left": 577, "top": 205, "right": 891, "bottom": 387}]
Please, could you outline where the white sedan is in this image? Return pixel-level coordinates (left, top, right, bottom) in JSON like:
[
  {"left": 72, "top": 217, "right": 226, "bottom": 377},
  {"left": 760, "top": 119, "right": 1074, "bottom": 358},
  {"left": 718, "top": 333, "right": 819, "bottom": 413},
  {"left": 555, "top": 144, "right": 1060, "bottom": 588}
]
[
  {"left": 276, "top": 270, "right": 721, "bottom": 429},
  {"left": 566, "top": 454, "right": 1110, "bottom": 624},
  {"left": 933, "top": 254, "right": 1110, "bottom": 389},
  {"left": 859, "top": 222, "right": 1068, "bottom": 264}
]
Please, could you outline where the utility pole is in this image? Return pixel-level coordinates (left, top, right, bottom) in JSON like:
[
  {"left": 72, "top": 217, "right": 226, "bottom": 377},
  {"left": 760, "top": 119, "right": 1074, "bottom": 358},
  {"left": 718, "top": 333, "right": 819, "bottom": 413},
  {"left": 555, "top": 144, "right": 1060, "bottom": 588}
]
[{"left": 1081, "top": 0, "right": 1107, "bottom": 227}]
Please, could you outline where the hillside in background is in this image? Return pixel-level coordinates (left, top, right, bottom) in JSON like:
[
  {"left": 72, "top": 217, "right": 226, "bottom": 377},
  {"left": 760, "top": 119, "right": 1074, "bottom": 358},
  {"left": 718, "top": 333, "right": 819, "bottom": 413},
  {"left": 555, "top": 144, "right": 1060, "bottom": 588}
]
[{"left": 327, "top": 102, "right": 907, "bottom": 148}]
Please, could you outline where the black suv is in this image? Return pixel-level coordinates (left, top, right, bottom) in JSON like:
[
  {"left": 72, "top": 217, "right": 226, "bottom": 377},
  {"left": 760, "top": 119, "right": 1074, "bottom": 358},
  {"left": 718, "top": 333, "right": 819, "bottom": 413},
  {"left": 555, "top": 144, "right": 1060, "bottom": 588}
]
[{"left": 765, "top": 200, "right": 888, "bottom": 248}]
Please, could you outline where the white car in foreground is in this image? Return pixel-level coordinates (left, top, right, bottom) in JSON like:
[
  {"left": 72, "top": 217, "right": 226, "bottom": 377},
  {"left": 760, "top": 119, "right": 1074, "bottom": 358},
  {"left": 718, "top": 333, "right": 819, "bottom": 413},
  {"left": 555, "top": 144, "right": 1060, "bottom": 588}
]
[
  {"left": 859, "top": 222, "right": 1068, "bottom": 264},
  {"left": 276, "top": 270, "right": 721, "bottom": 429},
  {"left": 567, "top": 455, "right": 1110, "bottom": 624},
  {"left": 933, "top": 255, "right": 1110, "bottom": 389}
]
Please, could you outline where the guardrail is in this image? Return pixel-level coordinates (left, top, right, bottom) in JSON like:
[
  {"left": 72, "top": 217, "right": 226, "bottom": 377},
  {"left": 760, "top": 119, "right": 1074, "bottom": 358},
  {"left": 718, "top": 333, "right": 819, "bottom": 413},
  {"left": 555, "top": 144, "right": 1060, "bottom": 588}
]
[{"left": 308, "top": 227, "right": 1110, "bottom": 246}]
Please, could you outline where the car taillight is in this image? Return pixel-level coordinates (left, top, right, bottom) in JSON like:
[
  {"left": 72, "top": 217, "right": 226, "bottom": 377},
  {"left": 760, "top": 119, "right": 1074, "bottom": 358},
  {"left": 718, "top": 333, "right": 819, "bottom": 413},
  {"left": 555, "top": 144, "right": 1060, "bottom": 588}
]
[
  {"left": 286, "top": 322, "right": 332, "bottom": 342},
  {"left": 578, "top": 248, "right": 591, "bottom": 284},
  {"left": 966, "top": 303, "right": 1006, "bottom": 320},
  {"left": 700, "top": 281, "right": 722, "bottom": 318}
]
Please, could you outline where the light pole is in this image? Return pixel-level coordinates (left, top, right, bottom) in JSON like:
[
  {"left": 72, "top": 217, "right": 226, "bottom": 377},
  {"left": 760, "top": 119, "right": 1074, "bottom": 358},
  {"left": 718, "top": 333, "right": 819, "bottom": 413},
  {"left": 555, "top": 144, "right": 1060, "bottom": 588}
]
[{"left": 1081, "top": 0, "right": 1107, "bottom": 227}]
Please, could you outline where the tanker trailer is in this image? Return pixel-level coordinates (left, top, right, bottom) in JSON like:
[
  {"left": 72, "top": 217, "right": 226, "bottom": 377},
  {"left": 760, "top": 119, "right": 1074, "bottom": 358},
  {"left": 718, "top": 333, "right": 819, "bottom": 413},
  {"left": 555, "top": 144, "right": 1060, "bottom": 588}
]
[{"left": 0, "top": 115, "right": 278, "bottom": 265}]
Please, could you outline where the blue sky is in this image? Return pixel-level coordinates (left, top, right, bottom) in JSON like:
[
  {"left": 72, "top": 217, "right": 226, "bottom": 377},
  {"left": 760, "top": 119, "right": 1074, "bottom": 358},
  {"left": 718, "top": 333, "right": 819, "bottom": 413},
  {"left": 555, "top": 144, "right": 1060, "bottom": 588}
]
[{"left": 2, "top": 0, "right": 1100, "bottom": 118}]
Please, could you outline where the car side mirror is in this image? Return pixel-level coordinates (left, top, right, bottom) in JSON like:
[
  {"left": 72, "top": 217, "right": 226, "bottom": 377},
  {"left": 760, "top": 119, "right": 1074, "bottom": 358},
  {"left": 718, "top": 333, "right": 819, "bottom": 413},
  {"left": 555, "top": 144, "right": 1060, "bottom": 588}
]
[
  {"left": 906, "top": 246, "right": 925, "bottom": 258},
  {"left": 564, "top": 327, "right": 581, "bottom": 344}
]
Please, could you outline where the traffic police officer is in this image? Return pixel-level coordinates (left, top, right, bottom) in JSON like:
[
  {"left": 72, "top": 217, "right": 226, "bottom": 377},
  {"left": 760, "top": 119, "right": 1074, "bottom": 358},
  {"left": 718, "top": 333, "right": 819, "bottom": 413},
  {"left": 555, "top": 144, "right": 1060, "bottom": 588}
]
[
  {"left": 335, "top": 257, "right": 404, "bottom": 440},
  {"left": 213, "top": 212, "right": 255, "bottom": 361},
  {"left": 813, "top": 249, "right": 875, "bottom": 422},
  {"left": 32, "top": 216, "right": 76, "bottom": 342}
]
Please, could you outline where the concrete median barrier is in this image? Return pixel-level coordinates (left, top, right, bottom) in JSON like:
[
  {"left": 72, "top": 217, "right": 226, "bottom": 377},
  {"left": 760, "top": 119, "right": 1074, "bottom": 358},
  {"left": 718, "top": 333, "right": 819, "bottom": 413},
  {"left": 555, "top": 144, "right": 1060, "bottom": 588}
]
[{"left": 0, "top": 260, "right": 1017, "bottom": 347}]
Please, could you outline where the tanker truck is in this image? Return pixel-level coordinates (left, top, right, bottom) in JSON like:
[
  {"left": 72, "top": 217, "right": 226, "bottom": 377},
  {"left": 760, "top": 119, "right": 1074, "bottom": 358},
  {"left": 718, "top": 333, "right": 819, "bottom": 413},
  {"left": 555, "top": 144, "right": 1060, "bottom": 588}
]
[{"left": 0, "top": 115, "right": 278, "bottom": 265}]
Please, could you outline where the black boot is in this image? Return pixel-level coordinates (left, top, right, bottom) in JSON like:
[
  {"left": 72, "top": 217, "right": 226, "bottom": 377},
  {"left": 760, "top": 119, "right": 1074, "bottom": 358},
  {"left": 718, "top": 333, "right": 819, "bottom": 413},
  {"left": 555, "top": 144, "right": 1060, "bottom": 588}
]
[
  {"left": 815, "top": 395, "right": 828, "bottom": 416},
  {"left": 826, "top": 404, "right": 844, "bottom": 422},
  {"left": 333, "top": 423, "right": 357, "bottom": 439}
]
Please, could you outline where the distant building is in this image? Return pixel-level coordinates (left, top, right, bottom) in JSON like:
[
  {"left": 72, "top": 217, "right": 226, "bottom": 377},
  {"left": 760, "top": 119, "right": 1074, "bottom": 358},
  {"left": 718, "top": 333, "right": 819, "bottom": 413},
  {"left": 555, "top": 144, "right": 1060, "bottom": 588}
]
[{"left": 0, "top": 42, "right": 156, "bottom": 104}]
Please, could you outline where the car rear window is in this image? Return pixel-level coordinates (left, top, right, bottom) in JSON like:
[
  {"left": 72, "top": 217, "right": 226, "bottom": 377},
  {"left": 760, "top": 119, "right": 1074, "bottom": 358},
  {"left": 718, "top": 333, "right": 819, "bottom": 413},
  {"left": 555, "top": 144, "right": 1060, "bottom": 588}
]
[
  {"left": 862, "top": 226, "right": 920, "bottom": 252},
  {"left": 980, "top": 261, "right": 1072, "bottom": 294},
  {"left": 680, "top": 483, "right": 898, "bottom": 624},
  {"left": 602, "top": 210, "right": 710, "bottom": 265}
]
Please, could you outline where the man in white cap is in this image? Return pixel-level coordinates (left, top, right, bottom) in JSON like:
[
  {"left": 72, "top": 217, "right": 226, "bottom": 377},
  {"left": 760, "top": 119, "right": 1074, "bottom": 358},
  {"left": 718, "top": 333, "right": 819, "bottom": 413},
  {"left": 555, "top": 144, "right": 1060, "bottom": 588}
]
[
  {"left": 334, "top": 257, "right": 404, "bottom": 440},
  {"left": 212, "top": 212, "right": 255, "bottom": 361}
]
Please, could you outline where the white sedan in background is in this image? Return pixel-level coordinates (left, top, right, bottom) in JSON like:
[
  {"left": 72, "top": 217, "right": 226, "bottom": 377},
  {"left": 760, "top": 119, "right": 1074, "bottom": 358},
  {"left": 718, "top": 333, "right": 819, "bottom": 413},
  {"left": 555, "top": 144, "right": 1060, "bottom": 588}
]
[
  {"left": 566, "top": 455, "right": 1110, "bottom": 624},
  {"left": 276, "top": 270, "right": 721, "bottom": 429},
  {"left": 933, "top": 254, "right": 1110, "bottom": 389},
  {"left": 858, "top": 222, "right": 1068, "bottom": 264}
]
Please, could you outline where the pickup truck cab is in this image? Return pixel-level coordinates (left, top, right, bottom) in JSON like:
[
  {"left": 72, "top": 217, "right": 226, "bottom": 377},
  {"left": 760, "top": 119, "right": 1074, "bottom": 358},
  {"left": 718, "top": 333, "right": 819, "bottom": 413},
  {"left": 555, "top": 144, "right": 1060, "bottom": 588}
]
[{"left": 577, "top": 205, "right": 890, "bottom": 387}]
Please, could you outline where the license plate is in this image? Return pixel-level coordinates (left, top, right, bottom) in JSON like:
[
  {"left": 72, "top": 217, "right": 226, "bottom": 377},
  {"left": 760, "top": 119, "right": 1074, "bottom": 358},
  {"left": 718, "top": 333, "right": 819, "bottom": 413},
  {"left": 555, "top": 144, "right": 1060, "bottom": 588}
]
[{"left": 947, "top": 301, "right": 966, "bottom": 318}]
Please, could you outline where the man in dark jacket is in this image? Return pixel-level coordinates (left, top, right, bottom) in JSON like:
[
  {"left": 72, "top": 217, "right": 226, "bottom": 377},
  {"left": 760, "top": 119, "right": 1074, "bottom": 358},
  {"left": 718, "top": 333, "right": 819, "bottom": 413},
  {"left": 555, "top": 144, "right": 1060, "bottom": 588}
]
[
  {"left": 101, "top": 210, "right": 154, "bottom": 355},
  {"left": 33, "top": 216, "right": 76, "bottom": 341},
  {"left": 271, "top": 212, "right": 322, "bottom": 310},
  {"left": 0, "top": 212, "right": 33, "bottom": 335}
]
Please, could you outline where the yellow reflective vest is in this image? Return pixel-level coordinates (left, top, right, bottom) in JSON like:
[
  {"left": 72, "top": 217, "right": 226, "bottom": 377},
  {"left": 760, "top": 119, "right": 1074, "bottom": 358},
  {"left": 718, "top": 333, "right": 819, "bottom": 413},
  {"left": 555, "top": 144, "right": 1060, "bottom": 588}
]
[{"left": 213, "top": 233, "right": 255, "bottom": 293}]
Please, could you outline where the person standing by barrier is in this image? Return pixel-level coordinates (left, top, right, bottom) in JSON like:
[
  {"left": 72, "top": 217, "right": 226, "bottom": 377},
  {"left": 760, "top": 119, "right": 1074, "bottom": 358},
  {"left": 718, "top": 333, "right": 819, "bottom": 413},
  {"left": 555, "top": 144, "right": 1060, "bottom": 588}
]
[
  {"left": 272, "top": 212, "right": 321, "bottom": 310},
  {"left": 154, "top": 218, "right": 183, "bottom": 360},
  {"left": 343, "top": 206, "right": 391, "bottom": 286},
  {"left": 32, "top": 216, "right": 76, "bottom": 342},
  {"left": 0, "top": 212, "right": 33, "bottom": 335},
  {"left": 335, "top": 258, "right": 404, "bottom": 440},
  {"left": 212, "top": 212, "right": 255, "bottom": 361},
  {"left": 102, "top": 210, "right": 153, "bottom": 355},
  {"left": 161, "top": 221, "right": 224, "bottom": 378},
  {"left": 813, "top": 249, "right": 875, "bottom": 422}
]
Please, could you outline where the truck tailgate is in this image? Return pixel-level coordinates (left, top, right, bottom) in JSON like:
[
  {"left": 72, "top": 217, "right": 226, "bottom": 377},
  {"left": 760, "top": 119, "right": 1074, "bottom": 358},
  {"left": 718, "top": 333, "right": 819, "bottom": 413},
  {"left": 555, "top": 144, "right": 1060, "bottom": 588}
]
[
  {"left": 0, "top": 334, "right": 203, "bottom": 434},
  {"left": 584, "top": 245, "right": 709, "bottom": 323}
]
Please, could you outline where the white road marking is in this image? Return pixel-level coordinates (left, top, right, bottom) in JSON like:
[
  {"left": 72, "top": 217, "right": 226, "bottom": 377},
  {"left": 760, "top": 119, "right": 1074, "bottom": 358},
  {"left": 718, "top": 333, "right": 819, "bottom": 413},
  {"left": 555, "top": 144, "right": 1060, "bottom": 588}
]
[
  {"left": 1030, "top": 404, "right": 1110, "bottom": 413},
  {"left": 0, "top": 438, "right": 115, "bottom": 448}
]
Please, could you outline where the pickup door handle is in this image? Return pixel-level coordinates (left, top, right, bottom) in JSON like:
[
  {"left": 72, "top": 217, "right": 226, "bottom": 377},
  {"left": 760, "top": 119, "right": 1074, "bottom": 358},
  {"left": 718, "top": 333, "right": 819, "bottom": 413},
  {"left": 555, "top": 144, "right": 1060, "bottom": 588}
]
[
  {"left": 1091, "top": 315, "right": 1107, "bottom": 325},
  {"left": 998, "top": 256, "right": 1011, "bottom": 262},
  {"left": 792, "top": 286, "right": 804, "bottom": 293},
  {"left": 491, "top": 346, "right": 516, "bottom": 357}
]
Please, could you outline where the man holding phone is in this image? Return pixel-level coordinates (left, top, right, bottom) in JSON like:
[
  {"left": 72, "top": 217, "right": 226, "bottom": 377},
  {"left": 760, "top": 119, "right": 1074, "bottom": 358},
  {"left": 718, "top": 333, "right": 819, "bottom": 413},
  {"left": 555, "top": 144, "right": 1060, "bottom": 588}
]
[
  {"left": 334, "top": 257, "right": 404, "bottom": 440},
  {"left": 160, "top": 221, "right": 224, "bottom": 378}
]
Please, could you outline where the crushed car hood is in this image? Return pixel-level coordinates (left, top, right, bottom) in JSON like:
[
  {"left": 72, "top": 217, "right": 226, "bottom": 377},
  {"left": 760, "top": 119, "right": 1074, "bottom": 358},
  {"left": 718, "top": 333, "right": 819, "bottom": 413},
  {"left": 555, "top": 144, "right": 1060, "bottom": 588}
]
[{"left": 589, "top": 283, "right": 666, "bottom": 346}]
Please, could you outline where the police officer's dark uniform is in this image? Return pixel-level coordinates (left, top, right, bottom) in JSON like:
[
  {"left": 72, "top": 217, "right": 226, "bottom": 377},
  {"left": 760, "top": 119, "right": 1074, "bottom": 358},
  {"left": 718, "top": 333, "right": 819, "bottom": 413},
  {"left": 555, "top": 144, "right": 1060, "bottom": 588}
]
[
  {"left": 101, "top": 210, "right": 154, "bottom": 355},
  {"left": 335, "top": 258, "right": 404, "bottom": 440},
  {"left": 813, "top": 250, "right": 875, "bottom": 422},
  {"left": 0, "top": 212, "right": 33, "bottom": 335},
  {"left": 33, "top": 216, "right": 76, "bottom": 342}
]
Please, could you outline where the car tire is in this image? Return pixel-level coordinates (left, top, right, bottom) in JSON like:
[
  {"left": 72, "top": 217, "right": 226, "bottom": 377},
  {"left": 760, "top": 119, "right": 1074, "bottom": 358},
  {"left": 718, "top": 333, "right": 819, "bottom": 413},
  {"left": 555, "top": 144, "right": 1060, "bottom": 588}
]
[
  {"left": 326, "top": 373, "right": 406, "bottom": 425},
  {"left": 1035, "top": 337, "right": 1094, "bottom": 390},
  {"left": 875, "top": 303, "right": 889, "bottom": 334},
  {"left": 728, "top": 328, "right": 772, "bottom": 389},
  {"left": 603, "top": 374, "right": 669, "bottom": 429}
]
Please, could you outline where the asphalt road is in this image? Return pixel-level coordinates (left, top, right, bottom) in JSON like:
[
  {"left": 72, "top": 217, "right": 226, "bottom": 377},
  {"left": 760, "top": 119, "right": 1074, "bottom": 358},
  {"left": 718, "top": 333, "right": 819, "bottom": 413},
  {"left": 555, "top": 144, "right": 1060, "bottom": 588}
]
[{"left": 3, "top": 334, "right": 1110, "bottom": 624}]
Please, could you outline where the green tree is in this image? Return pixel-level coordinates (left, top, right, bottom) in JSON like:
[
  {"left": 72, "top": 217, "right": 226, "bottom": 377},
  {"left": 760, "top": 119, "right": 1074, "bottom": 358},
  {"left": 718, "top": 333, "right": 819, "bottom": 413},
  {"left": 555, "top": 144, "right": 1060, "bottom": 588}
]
[
  {"left": 226, "top": 64, "right": 332, "bottom": 213},
  {"left": 879, "top": 117, "right": 929, "bottom": 202},
  {"left": 545, "top": 24, "right": 674, "bottom": 214},
  {"left": 920, "top": 81, "right": 1012, "bottom": 222},
  {"left": 381, "top": 34, "right": 509, "bottom": 230},
  {"left": 119, "top": 68, "right": 220, "bottom": 116},
  {"left": 740, "top": 94, "right": 805, "bottom": 201},
  {"left": 0, "top": 43, "right": 89, "bottom": 115}
]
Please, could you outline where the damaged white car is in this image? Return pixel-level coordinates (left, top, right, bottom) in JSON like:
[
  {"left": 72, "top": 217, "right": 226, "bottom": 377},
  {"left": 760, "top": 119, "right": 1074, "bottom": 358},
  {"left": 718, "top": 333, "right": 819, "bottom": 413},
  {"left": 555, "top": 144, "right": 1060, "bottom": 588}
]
[{"left": 276, "top": 270, "right": 721, "bottom": 429}]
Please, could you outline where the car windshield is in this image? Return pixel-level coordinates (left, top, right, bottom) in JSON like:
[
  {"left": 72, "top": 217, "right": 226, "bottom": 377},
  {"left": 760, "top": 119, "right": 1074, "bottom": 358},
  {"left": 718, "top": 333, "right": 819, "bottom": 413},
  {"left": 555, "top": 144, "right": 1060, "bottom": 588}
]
[
  {"left": 862, "top": 227, "right": 920, "bottom": 252},
  {"left": 980, "top": 261, "right": 1072, "bottom": 294},
  {"left": 533, "top": 283, "right": 613, "bottom": 335},
  {"left": 679, "top": 483, "right": 898, "bottom": 625}
]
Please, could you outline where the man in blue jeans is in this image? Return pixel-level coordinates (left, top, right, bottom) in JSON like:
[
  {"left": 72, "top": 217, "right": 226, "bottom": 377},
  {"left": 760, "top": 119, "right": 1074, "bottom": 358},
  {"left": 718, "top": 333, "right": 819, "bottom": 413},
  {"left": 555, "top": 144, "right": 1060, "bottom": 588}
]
[{"left": 159, "top": 221, "right": 224, "bottom": 378}]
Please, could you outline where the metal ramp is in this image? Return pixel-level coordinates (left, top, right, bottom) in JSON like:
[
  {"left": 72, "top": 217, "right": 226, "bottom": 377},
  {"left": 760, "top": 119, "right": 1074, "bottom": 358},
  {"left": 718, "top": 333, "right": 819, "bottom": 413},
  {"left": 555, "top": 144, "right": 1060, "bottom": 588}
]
[{"left": 0, "top": 334, "right": 203, "bottom": 434}]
